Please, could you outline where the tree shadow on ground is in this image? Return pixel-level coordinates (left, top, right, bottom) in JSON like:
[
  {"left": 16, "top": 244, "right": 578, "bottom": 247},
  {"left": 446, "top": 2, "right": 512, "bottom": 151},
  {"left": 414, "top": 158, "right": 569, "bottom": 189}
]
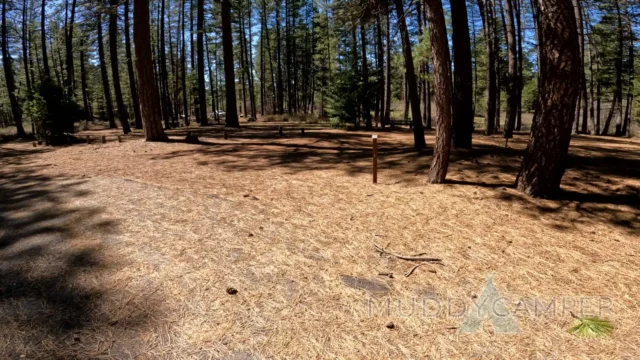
[
  {"left": 151, "top": 129, "right": 639, "bottom": 234},
  {"left": 0, "top": 146, "right": 156, "bottom": 358}
]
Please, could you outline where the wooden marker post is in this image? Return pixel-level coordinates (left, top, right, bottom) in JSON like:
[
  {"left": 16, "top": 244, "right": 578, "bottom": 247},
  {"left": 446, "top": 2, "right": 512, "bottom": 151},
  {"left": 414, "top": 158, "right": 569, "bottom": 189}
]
[
  {"left": 224, "top": 131, "right": 228, "bottom": 139},
  {"left": 372, "top": 134, "right": 378, "bottom": 184},
  {"left": 86, "top": 135, "right": 91, "bottom": 144},
  {"left": 32, "top": 141, "right": 37, "bottom": 147},
  {"left": 101, "top": 135, "right": 106, "bottom": 144},
  {"left": 301, "top": 128, "right": 305, "bottom": 135},
  {"left": 279, "top": 126, "right": 283, "bottom": 136},
  {"left": 117, "top": 135, "right": 122, "bottom": 143}
]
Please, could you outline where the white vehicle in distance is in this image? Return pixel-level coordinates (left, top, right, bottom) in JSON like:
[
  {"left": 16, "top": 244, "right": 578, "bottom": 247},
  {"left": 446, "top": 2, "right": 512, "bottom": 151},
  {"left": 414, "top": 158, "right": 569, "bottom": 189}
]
[{"left": 209, "top": 111, "right": 226, "bottom": 120}]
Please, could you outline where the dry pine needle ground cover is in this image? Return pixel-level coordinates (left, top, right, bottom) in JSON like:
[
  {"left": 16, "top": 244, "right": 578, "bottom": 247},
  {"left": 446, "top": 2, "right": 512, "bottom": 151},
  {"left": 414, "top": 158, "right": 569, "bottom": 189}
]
[{"left": 0, "top": 122, "right": 639, "bottom": 359}]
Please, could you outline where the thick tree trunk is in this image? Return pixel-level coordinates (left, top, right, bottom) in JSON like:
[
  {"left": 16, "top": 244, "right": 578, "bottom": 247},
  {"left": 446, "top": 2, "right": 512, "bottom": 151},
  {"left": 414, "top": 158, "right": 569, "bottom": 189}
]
[
  {"left": 221, "top": 0, "right": 239, "bottom": 127},
  {"left": 393, "top": 0, "right": 425, "bottom": 150},
  {"left": 110, "top": 0, "right": 131, "bottom": 134},
  {"left": 451, "top": 0, "right": 473, "bottom": 148},
  {"left": 477, "top": 0, "right": 496, "bottom": 135},
  {"left": 2, "top": 0, "right": 26, "bottom": 137},
  {"left": 197, "top": 0, "right": 208, "bottom": 125},
  {"left": 97, "top": 12, "right": 116, "bottom": 128},
  {"left": 125, "top": 0, "right": 142, "bottom": 129},
  {"left": 516, "top": 0, "right": 580, "bottom": 198},
  {"left": 503, "top": 0, "right": 517, "bottom": 139},
  {"left": 133, "top": 0, "right": 167, "bottom": 141},
  {"left": 425, "top": 0, "right": 453, "bottom": 183}
]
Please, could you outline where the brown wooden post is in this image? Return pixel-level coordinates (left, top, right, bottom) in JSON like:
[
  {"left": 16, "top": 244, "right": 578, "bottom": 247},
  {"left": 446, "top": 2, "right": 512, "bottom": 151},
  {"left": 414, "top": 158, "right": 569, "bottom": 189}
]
[
  {"left": 101, "top": 135, "right": 106, "bottom": 144},
  {"left": 117, "top": 135, "right": 122, "bottom": 143},
  {"left": 372, "top": 134, "right": 378, "bottom": 184},
  {"left": 86, "top": 135, "right": 91, "bottom": 143},
  {"left": 279, "top": 126, "right": 283, "bottom": 136},
  {"left": 224, "top": 131, "right": 228, "bottom": 139},
  {"left": 32, "top": 141, "right": 37, "bottom": 147},
  {"left": 301, "top": 128, "right": 305, "bottom": 135}
]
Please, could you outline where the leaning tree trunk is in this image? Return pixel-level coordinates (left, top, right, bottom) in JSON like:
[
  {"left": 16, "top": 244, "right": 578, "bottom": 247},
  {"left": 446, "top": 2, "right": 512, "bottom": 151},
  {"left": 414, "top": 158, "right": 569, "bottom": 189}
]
[
  {"left": 97, "top": 11, "right": 116, "bottom": 128},
  {"left": 516, "top": 0, "right": 580, "bottom": 198},
  {"left": 221, "top": 0, "right": 239, "bottom": 127},
  {"left": 196, "top": 0, "right": 208, "bottom": 125},
  {"left": 133, "top": 0, "right": 167, "bottom": 141},
  {"left": 450, "top": 0, "right": 473, "bottom": 148},
  {"left": 110, "top": 0, "right": 131, "bottom": 134},
  {"left": 2, "top": 0, "right": 26, "bottom": 137},
  {"left": 125, "top": 0, "right": 142, "bottom": 129},
  {"left": 425, "top": 0, "right": 453, "bottom": 183},
  {"left": 393, "top": 0, "right": 426, "bottom": 150}
]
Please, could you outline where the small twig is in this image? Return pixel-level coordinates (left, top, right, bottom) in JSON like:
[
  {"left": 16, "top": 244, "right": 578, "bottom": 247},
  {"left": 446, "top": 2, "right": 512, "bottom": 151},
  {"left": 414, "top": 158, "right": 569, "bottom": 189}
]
[
  {"left": 374, "top": 243, "right": 442, "bottom": 263},
  {"left": 405, "top": 262, "right": 437, "bottom": 277},
  {"left": 405, "top": 263, "right": 427, "bottom": 277},
  {"left": 378, "top": 272, "right": 394, "bottom": 278}
]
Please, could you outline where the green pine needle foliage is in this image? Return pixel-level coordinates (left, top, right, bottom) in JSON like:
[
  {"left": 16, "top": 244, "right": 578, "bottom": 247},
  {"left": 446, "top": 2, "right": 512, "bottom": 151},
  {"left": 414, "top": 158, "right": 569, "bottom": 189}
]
[{"left": 568, "top": 316, "right": 614, "bottom": 338}]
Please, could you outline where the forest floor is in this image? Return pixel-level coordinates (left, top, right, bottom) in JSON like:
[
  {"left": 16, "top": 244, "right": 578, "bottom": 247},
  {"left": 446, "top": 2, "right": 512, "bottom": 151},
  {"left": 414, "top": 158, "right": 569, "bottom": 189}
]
[{"left": 1, "top": 120, "right": 639, "bottom": 359}]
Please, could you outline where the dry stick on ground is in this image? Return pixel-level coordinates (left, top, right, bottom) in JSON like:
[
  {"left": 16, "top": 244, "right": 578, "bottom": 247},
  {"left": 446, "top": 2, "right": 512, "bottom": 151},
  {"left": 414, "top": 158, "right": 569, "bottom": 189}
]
[
  {"left": 373, "top": 242, "right": 442, "bottom": 262},
  {"left": 404, "top": 262, "right": 438, "bottom": 277}
]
